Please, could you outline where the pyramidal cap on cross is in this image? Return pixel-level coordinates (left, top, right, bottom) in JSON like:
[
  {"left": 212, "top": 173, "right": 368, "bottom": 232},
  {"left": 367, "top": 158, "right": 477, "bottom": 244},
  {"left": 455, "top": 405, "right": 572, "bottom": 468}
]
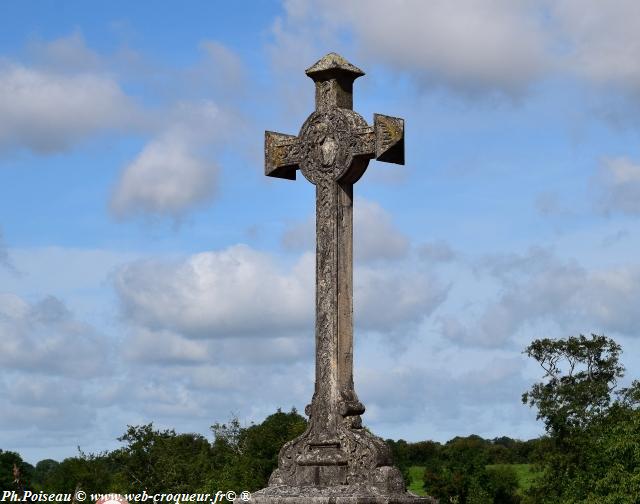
[{"left": 260, "top": 53, "right": 424, "bottom": 499}]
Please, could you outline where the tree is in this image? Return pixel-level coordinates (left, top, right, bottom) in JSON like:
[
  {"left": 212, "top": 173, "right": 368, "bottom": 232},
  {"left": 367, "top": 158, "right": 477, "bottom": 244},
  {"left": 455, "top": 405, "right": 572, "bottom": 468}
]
[
  {"left": 206, "top": 408, "right": 307, "bottom": 493},
  {"left": 424, "top": 436, "right": 486, "bottom": 503},
  {"left": 2, "top": 408, "right": 307, "bottom": 496},
  {"left": 522, "top": 334, "right": 640, "bottom": 503},
  {"left": 485, "top": 465, "right": 520, "bottom": 504},
  {"left": 113, "top": 424, "right": 214, "bottom": 493},
  {"left": 522, "top": 334, "right": 624, "bottom": 437},
  {"left": 0, "top": 450, "right": 33, "bottom": 492},
  {"left": 32, "top": 459, "right": 60, "bottom": 490},
  {"left": 42, "top": 451, "right": 117, "bottom": 494},
  {"left": 385, "top": 439, "right": 412, "bottom": 487}
]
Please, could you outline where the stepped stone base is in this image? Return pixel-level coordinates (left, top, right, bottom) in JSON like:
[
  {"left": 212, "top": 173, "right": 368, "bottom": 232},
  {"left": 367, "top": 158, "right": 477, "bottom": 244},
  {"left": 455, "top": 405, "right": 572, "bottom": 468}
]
[{"left": 240, "top": 486, "right": 437, "bottom": 504}]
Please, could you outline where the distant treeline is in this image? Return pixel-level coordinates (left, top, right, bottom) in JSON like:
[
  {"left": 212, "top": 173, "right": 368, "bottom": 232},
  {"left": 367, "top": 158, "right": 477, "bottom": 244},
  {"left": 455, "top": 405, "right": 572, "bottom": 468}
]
[
  {"left": 387, "top": 435, "right": 544, "bottom": 503},
  {"left": 1, "top": 410, "right": 539, "bottom": 497},
  {"left": 386, "top": 434, "right": 542, "bottom": 470},
  {"left": 1, "top": 409, "right": 306, "bottom": 496}
]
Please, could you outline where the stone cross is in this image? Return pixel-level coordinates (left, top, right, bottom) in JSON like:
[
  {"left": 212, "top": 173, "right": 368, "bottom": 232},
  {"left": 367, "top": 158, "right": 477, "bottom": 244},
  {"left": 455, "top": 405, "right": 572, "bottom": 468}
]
[{"left": 259, "top": 53, "right": 430, "bottom": 502}]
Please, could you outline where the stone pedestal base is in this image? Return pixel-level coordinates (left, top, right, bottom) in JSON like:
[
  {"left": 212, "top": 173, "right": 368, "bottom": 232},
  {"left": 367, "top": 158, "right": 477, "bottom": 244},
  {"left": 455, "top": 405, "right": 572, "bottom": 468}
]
[
  {"left": 240, "top": 486, "right": 437, "bottom": 504},
  {"left": 244, "top": 496, "right": 434, "bottom": 504}
]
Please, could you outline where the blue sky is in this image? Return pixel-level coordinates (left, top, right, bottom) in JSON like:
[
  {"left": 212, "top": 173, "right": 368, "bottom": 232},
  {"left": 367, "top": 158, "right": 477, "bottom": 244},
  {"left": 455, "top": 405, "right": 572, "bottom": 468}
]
[{"left": 2, "top": 0, "right": 640, "bottom": 465}]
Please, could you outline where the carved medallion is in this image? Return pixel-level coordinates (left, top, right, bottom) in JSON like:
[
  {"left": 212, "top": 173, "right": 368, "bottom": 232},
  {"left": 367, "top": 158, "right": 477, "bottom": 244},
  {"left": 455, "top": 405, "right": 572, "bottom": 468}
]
[{"left": 298, "top": 108, "right": 369, "bottom": 184}]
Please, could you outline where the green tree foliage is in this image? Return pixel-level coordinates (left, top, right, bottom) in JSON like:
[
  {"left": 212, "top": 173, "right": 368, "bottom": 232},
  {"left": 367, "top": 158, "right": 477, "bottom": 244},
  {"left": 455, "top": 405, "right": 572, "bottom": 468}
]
[
  {"left": 4, "top": 408, "right": 543, "bottom": 500},
  {"left": 434, "top": 435, "right": 491, "bottom": 502},
  {"left": 205, "top": 408, "right": 307, "bottom": 493},
  {"left": 113, "top": 425, "right": 214, "bottom": 493},
  {"left": 485, "top": 465, "right": 520, "bottom": 504},
  {"left": 385, "top": 434, "right": 536, "bottom": 501},
  {"left": 32, "top": 459, "right": 60, "bottom": 490},
  {"left": 523, "top": 334, "right": 625, "bottom": 435},
  {"left": 384, "top": 439, "right": 413, "bottom": 487},
  {"left": 0, "top": 449, "right": 34, "bottom": 492},
  {"left": 523, "top": 334, "right": 640, "bottom": 503},
  {"left": 3, "top": 408, "right": 306, "bottom": 495},
  {"left": 41, "top": 451, "right": 117, "bottom": 494},
  {"left": 422, "top": 436, "right": 521, "bottom": 503}
]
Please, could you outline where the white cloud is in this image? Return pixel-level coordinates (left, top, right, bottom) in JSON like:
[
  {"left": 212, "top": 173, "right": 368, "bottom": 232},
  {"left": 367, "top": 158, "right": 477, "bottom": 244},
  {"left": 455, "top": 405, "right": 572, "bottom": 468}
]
[
  {"left": 110, "top": 132, "right": 217, "bottom": 218},
  {"left": 441, "top": 248, "right": 584, "bottom": 347},
  {"left": 587, "top": 268, "right": 640, "bottom": 334},
  {"left": 281, "top": 214, "right": 314, "bottom": 251},
  {"left": 336, "top": 0, "right": 549, "bottom": 96},
  {"left": 109, "top": 239, "right": 448, "bottom": 445},
  {"left": 268, "top": 3, "right": 332, "bottom": 116},
  {"left": 0, "top": 375, "right": 96, "bottom": 431},
  {"left": 279, "top": 199, "right": 442, "bottom": 332},
  {"left": 0, "top": 33, "right": 246, "bottom": 221},
  {"left": 0, "top": 61, "right": 136, "bottom": 154},
  {"left": 271, "top": 0, "right": 640, "bottom": 104},
  {"left": 356, "top": 356, "right": 535, "bottom": 439},
  {"left": 114, "top": 245, "right": 314, "bottom": 338},
  {"left": 0, "top": 226, "right": 14, "bottom": 271},
  {"left": 115, "top": 242, "right": 447, "bottom": 342},
  {"left": 4, "top": 247, "right": 135, "bottom": 316},
  {"left": 596, "top": 157, "right": 640, "bottom": 215},
  {"left": 534, "top": 191, "right": 575, "bottom": 218},
  {"left": 191, "top": 41, "right": 246, "bottom": 98},
  {"left": 27, "top": 31, "right": 102, "bottom": 73},
  {"left": 281, "top": 198, "right": 409, "bottom": 262},
  {"left": 354, "top": 199, "right": 409, "bottom": 261},
  {"left": 110, "top": 100, "right": 235, "bottom": 219},
  {"left": 124, "top": 327, "right": 313, "bottom": 367},
  {"left": 440, "top": 247, "right": 640, "bottom": 347},
  {"left": 124, "top": 328, "right": 211, "bottom": 365},
  {"left": 0, "top": 294, "right": 109, "bottom": 377},
  {"left": 273, "top": 0, "right": 549, "bottom": 98},
  {"left": 356, "top": 263, "right": 447, "bottom": 332},
  {"left": 418, "top": 241, "right": 457, "bottom": 263},
  {"left": 553, "top": 0, "right": 640, "bottom": 93}
]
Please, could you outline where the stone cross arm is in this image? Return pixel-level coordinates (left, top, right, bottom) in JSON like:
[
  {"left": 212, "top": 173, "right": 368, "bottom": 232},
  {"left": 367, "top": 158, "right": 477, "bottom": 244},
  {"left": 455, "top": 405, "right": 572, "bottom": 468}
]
[
  {"left": 265, "top": 114, "right": 404, "bottom": 181},
  {"left": 265, "top": 52, "right": 404, "bottom": 183}
]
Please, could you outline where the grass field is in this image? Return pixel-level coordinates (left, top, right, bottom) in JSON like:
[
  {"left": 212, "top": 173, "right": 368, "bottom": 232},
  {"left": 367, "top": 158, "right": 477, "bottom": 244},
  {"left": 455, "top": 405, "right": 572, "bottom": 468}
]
[
  {"left": 408, "top": 463, "right": 540, "bottom": 497},
  {"left": 487, "top": 463, "right": 540, "bottom": 494},
  {"left": 407, "top": 466, "right": 428, "bottom": 496}
]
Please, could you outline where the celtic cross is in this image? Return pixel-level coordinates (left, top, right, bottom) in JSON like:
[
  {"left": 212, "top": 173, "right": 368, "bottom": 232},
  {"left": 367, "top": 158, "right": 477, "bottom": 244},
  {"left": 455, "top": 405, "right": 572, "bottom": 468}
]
[{"left": 263, "top": 53, "right": 411, "bottom": 495}]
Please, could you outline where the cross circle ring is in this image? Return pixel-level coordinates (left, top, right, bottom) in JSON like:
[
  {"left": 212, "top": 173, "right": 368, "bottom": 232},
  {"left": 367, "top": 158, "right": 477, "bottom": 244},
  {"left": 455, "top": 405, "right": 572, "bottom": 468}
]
[{"left": 298, "top": 108, "right": 368, "bottom": 184}]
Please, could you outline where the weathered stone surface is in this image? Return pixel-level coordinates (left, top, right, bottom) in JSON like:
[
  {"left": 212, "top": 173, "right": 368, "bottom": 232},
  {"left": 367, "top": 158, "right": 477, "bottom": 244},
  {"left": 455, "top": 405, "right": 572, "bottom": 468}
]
[
  {"left": 245, "top": 482, "right": 437, "bottom": 503},
  {"left": 245, "top": 485, "right": 436, "bottom": 503},
  {"left": 305, "top": 52, "right": 365, "bottom": 79},
  {"left": 260, "top": 53, "right": 427, "bottom": 502}
]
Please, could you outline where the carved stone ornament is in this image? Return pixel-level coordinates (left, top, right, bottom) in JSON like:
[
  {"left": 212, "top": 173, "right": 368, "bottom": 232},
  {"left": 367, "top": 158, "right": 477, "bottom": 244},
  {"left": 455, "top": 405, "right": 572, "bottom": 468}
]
[{"left": 252, "top": 53, "right": 435, "bottom": 503}]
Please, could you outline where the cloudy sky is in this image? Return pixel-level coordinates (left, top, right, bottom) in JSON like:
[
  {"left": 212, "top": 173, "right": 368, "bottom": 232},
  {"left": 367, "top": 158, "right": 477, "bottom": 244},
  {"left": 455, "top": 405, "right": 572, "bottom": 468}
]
[{"left": 2, "top": 0, "right": 640, "bottom": 464}]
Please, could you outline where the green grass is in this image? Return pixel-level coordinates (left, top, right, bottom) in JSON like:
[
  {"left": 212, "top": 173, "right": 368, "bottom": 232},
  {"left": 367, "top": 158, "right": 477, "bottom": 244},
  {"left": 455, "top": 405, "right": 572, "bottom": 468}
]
[
  {"left": 486, "top": 463, "right": 541, "bottom": 494},
  {"left": 407, "top": 466, "right": 428, "bottom": 496},
  {"left": 408, "top": 463, "right": 541, "bottom": 497}
]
